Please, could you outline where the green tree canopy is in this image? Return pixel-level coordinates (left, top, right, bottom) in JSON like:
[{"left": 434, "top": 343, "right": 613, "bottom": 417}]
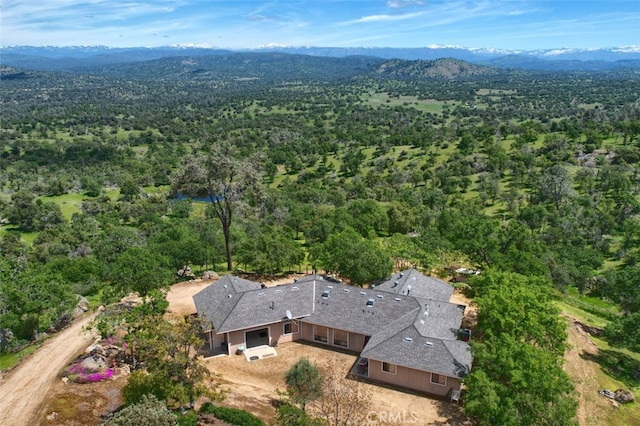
[
  {"left": 310, "top": 227, "right": 392, "bottom": 285},
  {"left": 284, "top": 357, "right": 322, "bottom": 412},
  {"left": 172, "top": 143, "right": 263, "bottom": 271}
]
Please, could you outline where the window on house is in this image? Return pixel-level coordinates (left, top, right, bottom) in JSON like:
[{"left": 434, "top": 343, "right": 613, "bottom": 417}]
[
  {"left": 283, "top": 322, "right": 299, "bottom": 335},
  {"left": 430, "top": 373, "right": 446, "bottom": 386},
  {"left": 382, "top": 362, "right": 397, "bottom": 374},
  {"left": 313, "top": 325, "right": 328, "bottom": 343},
  {"left": 333, "top": 329, "right": 348, "bottom": 348}
]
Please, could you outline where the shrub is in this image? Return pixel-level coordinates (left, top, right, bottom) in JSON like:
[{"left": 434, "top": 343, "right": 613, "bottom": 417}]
[
  {"left": 275, "top": 403, "right": 323, "bottom": 426},
  {"left": 176, "top": 409, "right": 197, "bottom": 426},
  {"left": 199, "top": 403, "right": 265, "bottom": 426},
  {"left": 122, "top": 371, "right": 171, "bottom": 406},
  {"left": 103, "top": 395, "right": 177, "bottom": 426}
]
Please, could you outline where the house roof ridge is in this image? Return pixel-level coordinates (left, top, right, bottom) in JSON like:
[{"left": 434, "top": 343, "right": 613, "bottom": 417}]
[
  {"left": 361, "top": 307, "right": 421, "bottom": 353},
  {"left": 217, "top": 291, "right": 244, "bottom": 332}
]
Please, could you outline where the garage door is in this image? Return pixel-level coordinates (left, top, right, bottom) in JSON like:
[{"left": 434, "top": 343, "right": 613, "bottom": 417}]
[{"left": 245, "top": 328, "right": 269, "bottom": 348}]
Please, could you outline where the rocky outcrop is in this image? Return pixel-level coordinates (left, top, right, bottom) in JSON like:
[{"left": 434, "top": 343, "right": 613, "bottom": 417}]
[
  {"left": 614, "top": 389, "right": 635, "bottom": 404},
  {"left": 202, "top": 271, "right": 220, "bottom": 280}
]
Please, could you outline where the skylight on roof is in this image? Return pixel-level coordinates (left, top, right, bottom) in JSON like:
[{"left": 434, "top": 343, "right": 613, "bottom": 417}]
[
  {"left": 366, "top": 298, "right": 375, "bottom": 307},
  {"left": 322, "top": 290, "right": 330, "bottom": 299}
]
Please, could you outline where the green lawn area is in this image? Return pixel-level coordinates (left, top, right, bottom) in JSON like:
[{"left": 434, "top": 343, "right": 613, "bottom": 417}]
[
  {"left": 0, "top": 344, "right": 38, "bottom": 371},
  {"left": 41, "top": 193, "right": 86, "bottom": 220},
  {"left": 362, "top": 93, "right": 450, "bottom": 114}
]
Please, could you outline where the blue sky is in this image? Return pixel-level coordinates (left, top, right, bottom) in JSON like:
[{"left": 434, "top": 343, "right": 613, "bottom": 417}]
[{"left": 1, "top": 1, "right": 638, "bottom": 50}]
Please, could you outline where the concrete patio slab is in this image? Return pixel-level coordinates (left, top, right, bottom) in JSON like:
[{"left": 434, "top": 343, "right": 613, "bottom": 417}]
[{"left": 243, "top": 345, "right": 278, "bottom": 362}]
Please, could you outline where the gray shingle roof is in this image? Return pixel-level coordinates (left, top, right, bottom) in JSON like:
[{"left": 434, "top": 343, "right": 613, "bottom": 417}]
[
  {"left": 360, "top": 320, "right": 472, "bottom": 378},
  {"left": 193, "top": 276, "right": 315, "bottom": 333},
  {"left": 375, "top": 269, "right": 454, "bottom": 302},
  {"left": 193, "top": 270, "right": 471, "bottom": 376},
  {"left": 412, "top": 298, "right": 466, "bottom": 340},
  {"left": 193, "top": 275, "right": 257, "bottom": 332},
  {"left": 301, "top": 284, "right": 421, "bottom": 336},
  {"left": 217, "top": 280, "right": 315, "bottom": 332}
]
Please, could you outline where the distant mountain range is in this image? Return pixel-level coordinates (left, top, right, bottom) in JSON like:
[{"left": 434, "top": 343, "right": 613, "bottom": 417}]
[{"left": 1, "top": 45, "right": 640, "bottom": 72}]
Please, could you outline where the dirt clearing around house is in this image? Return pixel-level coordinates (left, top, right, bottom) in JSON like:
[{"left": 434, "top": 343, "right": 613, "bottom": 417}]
[{"left": 205, "top": 342, "right": 469, "bottom": 425}]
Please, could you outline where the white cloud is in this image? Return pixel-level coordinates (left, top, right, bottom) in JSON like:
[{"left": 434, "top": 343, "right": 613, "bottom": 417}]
[
  {"left": 387, "top": 0, "right": 425, "bottom": 8},
  {"left": 340, "top": 11, "right": 425, "bottom": 25}
]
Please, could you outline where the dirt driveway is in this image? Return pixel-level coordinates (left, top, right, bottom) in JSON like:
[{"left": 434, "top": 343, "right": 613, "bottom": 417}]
[
  {"left": 0, "top": 313, "right": 98, "bottom": 426},
  {"left": 563, "top": 314, "right": 619, "bottom": 426}
]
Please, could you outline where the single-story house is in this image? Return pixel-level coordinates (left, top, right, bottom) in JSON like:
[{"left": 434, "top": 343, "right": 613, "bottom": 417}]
[{"left": 193, "top": 269, "right": 472, "bottom": 397}]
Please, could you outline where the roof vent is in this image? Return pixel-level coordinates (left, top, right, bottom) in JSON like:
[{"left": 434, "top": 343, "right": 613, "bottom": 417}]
[
  {"left": 294, "top": 278, "right": 298, "bottom": 282},
  {"left": 275, "top": 289, "right": 283, "bottom": 294},
  {"left": 420, "top": 320, "right": 425, "bottom": 325},
  {"left": 291, "top": 286, "right": 299, "bottom": 291},
  {"left": 258, "top": 292, "right": 265, "bottom": 297},
  {"left": 366, "top": 298, "right": 375, "bottom": 307},
  {"left": 377, "top": 294, "right": 384, "bottom": 299},
  {"left": 399, "top": 272, "right": 404, "bottom": 277},
  {"left": 343, "top": 288, "right": 350, "bottom": 293},
  {"left": 394, "top": 297, "right": 402, "bottom": 301},
  {"left": 371, "top": 284, "right": 376, "bottom": 289},
  {"left": 327, "top": 285, "right": 334, "bottom": 289},
  {"left": 393, "top": 281, "right": 399, "bottom": 287},
  {"left": 359, "top": 291, "right": 366, "bottom": 296},
  {"left": 227, "top": 294, "right": 232, "bottom": 298},
  {"left": 404, "top": 337, "right": 413, "bottom": 342},
  {"left": 223, "top": 284, "right": 228, "bottom": 289},
  {"left": 322, "top": 290, "right": 330, "bottom": 299},
  {"left": 425, "top": 341, "right": 433, "bottom": 347}
]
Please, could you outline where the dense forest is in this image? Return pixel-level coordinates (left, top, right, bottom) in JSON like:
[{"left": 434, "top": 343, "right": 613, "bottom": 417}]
[{"left": 1, "top": 53, "right": 639, "bottom": 424}]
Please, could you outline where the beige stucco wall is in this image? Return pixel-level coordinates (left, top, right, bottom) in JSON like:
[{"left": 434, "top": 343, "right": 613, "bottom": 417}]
[
  {"left": 221, "top": 321, "right": 305, "bottom": 353},
  {"left": 367, "top": 359, "right": 460, "bottom": 396},
  {"left": 227, "top": 329, "right": 246, "bottom": 354},
  {"left": 298, "top": 321, "right": 368, "bottom": 352},
  {"left": 206, "top": 330, "right": 227, "bottom": 351}
]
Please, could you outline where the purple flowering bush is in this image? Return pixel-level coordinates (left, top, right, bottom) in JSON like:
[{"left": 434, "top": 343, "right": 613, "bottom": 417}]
[{"left": 63, "top": 359, "right": 115, "bottom": 384}]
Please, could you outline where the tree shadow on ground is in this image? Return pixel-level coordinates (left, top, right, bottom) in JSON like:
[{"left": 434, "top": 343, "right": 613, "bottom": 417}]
[
  {"left": 580, "top": 349, "right": 640, "bottom": 389},
  {"left": 434, "top": 396, "right": 471, "bottom": 426}
]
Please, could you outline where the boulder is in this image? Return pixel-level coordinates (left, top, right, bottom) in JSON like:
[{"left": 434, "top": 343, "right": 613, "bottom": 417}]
[
  {"left": 72, "top": 306, "right": 85, "bottom": 318},
  {"left": 76, "top": 295, "right": 90, "bottom": 311},
  {"left": 614, "top": 389, "right": 635, "bottom": 404},
  {"left": 177, "top": 266, "right": 196, "bottom": 279},
  {"left": 202, "top": 271, "right": 219, "bottom": 280},
  {"left": 80, "top": 355, "right": 106, "bottom": 371}
]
